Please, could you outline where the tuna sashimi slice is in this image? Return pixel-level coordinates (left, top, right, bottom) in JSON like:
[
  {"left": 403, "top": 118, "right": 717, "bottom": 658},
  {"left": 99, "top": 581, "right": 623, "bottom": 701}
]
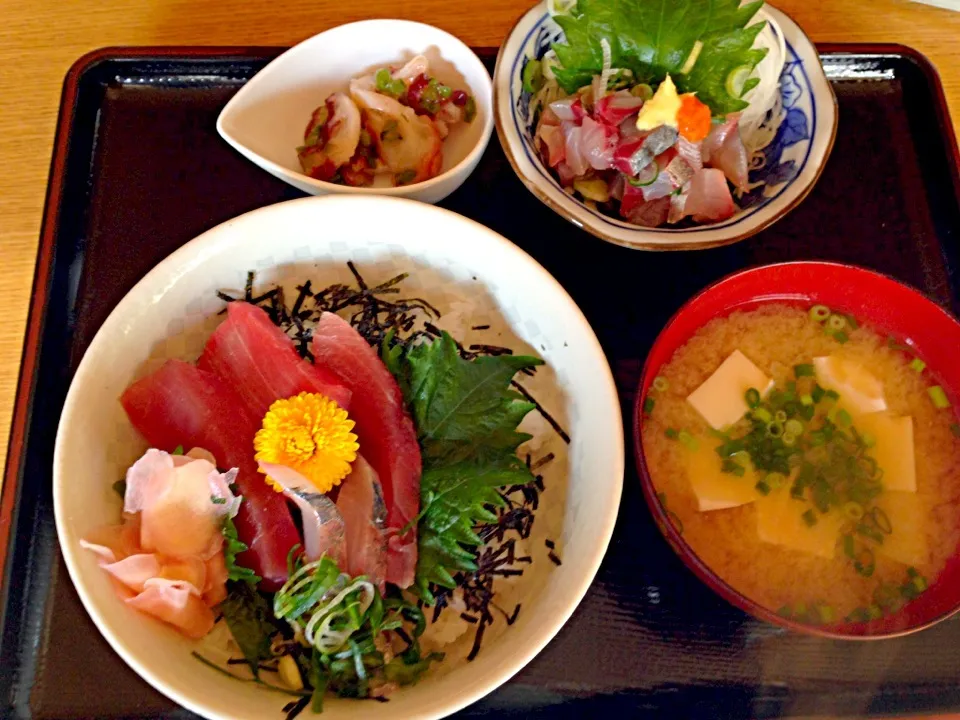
[
  {"left": 336, "top": 455, "right": 388, "bottom": 591},
  {"left": 121, "top": 359, "right": 299, "bottom": 590},
  {"left": 311, "top": 312, "right": 421, "bottom": 588},
  {"left": 198, "top": 301, "right": 351, "bottom": 419}
]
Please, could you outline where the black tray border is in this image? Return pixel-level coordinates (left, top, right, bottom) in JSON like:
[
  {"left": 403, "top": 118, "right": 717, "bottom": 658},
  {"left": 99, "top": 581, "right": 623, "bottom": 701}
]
[{"left": 3, "top": 43, "right": 960, "bottom": 718}]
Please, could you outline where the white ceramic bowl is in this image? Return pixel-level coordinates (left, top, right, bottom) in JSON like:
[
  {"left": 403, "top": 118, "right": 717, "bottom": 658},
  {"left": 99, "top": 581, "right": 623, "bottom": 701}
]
[
  {"left": 218, "top": 20, "right": 495, "bottom": 204},
  {"left": 494, "top": 2, "right": 838, "bottom": 250},
  {"left": 53, "top": 195, "right": 623, "bottom": 719}
]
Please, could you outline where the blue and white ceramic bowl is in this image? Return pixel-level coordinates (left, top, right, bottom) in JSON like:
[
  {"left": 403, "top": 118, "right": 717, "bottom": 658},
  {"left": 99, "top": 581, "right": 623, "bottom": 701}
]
[{"left": 494, "top": 2, "right": 838, "bottom": 251}]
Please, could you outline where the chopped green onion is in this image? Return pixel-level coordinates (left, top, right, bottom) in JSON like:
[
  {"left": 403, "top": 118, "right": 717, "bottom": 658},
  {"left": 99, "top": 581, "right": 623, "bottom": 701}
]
[
  {"left": 811, "top": 385, "right": 826, "bottom": 404},
  {"left": 794, "top": 363, "right": 815, "bottom": 378},
  {"left": 766, "top": 421, "right": 784, "bottom": 439},
  {"left": 928, "top": 385, "right": 951, "bottom": 409},
  {"left": 643, "top": 397, "right": 655, "bottom": 415},
  {"left": 950, "top": 423, "right": 960, "bottom": 438},
  {"left": 909, "top": 357, "right": 926, "bottom": 373},
  {"left": 776, "top": 605, "right": 792, "bottom": 618},
  {"left": 817, "top": 604, "right": 835, "bottom": 623},
  {"left": 866, "top": 604, "right": 882, "bottom": 620},
  {"left": 800, "top": 393, "right": 814, "bottom": 406},
  {"left": 802, "top": 509, "right": 818, "bottom": 527},
  {"left": 775, "top": 410, "right": 788, "bottom": 424},
  {"left": 794, "top": 601, "right": 808, "bottom": 618},
  {"left": 834, "top": 331, "right": 850, "bottom": 344},
  {"left": 874, "top": 584, "right": 901, "bottom": 610},
  {"left": 437, "top": 84, "right": 453, "bottom": 99},
  {"left": 810, "top": 305, "right": 831, "bottom": 322},
  {"left": 785, "top": 419, "right": 804, "bottom": 436},
  {"left": 766, "top": 472, "right": 786, "bottom": 489},
  {"left": 846, "top": 315, "right": 859, "bottom": 330},
  {"left": 847, "top": 607, "right": 869, "bottom": 623},
  {"left": 464, "top": 96, "right": 477, "bottom": 123},
  {"left": 869, "top": 507, "right": 892, "bottom": 534},
  {"left": 755, "top": 480, "right": 771, "bottom": 495},
  {"left": 665, "top": 427, "right": 679, "bottom": 440},
  {"left": 721, "top": 458, "right": 746, "bottom": 477},
  {"left": 375, "top": 67, "right": 392, "bottom": 91},
  {"left": 857, "top": 523, "right": 884, "bottom": 544},
  {"left": 753, "top": 407, "right": 772, "bottom": 423},
  {"left": 843, "top": 502, "right": 865, "bottom": 521},
  {"left": 824, "top": 388, "right": 840, "bottom": 402},
  {"left": 836, "top": 408, "right": 853, "bottom": 427},
  {"left": 861, "top": 431, "right": 876, "bottom": 448},
  {"left": 678, "top": 430, "right": 699, "bottom": 451},
  {"left": 842, "top": 534, "right": 856, "bottom": 559},
  {"left": 782, "top": 431, "right": 797, "bottom": 446},
  {"left": 907, "top": 566, "right": 920, "bottom": 578},
  {"left": 521, "top": 58, "right": 544, "bottom": 93},
  {"left": 827, "top": 314, "right": 847, "bottom": 332},
  {"left": 653, "top": 376, "right": 669, "bottom": 392},
  {"left": 855, "top": 548, "right": 876, "bottom": 577},
  {"left": 913, "top": 575, "right": 928, "bottom": 593},
  {"left": 745, "top": 387, "right": 761, "bottom": 409}
]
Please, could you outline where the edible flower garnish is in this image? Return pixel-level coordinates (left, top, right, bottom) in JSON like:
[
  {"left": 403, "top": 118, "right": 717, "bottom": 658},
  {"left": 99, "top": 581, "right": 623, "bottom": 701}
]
[{"left": 255, "top": 392, "right": 359, "bottom": 495}]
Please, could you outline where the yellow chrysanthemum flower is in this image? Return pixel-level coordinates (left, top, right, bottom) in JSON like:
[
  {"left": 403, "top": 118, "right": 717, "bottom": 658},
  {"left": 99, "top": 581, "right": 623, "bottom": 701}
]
[{"left": 254, "top": 392, "right": 359, "bottom": 494}]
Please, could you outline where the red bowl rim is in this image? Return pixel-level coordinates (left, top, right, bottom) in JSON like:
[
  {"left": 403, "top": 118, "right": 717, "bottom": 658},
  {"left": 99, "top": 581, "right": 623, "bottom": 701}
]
[{"left": 632, "top": 260, "right": 960, "bottom": 640}]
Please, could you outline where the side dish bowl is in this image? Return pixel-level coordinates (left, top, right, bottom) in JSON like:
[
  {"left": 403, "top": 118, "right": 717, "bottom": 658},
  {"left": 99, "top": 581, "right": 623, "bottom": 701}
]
[
  {"left": 494, "top": 2, "right": 838, "bottom": 250},
  {"left": 634, "top": 262, "right": 960, "bottom": 638},
  {"left": 53, "top": 195, "right": 622, "bottom": 719},
  {"left": 217, "top": 20, "right": 494, "bottom": 204}
]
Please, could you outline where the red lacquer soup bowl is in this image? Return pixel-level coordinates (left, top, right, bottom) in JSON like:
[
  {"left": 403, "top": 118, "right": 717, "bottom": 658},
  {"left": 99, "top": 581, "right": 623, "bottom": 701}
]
[{"left": 633, "top": 261, "right": 960, "bottom": 639}]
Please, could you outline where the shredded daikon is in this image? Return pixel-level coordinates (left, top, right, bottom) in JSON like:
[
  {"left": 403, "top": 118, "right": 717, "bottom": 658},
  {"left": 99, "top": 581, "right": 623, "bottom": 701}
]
[
  {"left": 596, "top": 38, "right": 613, "bottom": 106},
  {"left": 739, "top": 9, "right": 787, "bottom": 151}
]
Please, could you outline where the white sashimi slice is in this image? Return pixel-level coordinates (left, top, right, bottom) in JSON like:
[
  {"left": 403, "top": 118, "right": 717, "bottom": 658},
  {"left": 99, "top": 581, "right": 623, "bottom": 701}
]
[
  {"left": 684, "top": 168, "right": 736, "bottom": 222},
  {"left": 258, "top": 461, "right": 347, "bottom": 566}
]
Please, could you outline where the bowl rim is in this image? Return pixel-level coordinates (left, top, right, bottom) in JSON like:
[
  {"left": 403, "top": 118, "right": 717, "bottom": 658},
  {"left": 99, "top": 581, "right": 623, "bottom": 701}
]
[
  {"left": 631, "top": 260, "right": 960, "bottom": 640},
  {"left": 216, "top": 18, "right": 495, "bottom": 196},
  {"left": 53, "top": 194, "right": 625, "bottom": 718},
  {"left": 492, "top": 2, "right": 839, "bottom": 251}
]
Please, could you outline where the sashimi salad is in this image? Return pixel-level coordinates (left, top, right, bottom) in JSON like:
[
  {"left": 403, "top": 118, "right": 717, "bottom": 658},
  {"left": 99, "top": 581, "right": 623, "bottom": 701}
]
[
  {"left": 525, "top": 0, "right": 784, "bottom": 227},
  {"left": 81, "top": 265, "right": 562, "bottom": 714},
  {"left": 297, "top": 55, "right": 477, "bottom": 186}
]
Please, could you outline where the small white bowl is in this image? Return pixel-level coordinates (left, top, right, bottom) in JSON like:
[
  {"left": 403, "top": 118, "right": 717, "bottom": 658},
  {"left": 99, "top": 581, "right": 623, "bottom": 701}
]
[
  {"left": 494, "top": 2, "right": 838, "bottom": 250},
  {"left": 53, "top": 195, "right": 623, "bottom": 719},
  {"left": 218, "top": 20, "right": 494, "bottom": 204}
]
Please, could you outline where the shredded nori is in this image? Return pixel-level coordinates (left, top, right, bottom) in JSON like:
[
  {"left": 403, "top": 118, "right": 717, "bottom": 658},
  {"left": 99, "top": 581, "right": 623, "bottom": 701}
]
[{"left": 217, "top": 264, "right": 567, "bottom": 664}]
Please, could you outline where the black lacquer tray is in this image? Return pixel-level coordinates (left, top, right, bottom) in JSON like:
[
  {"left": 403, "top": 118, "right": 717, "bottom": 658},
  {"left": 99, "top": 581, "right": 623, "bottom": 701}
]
[{"left": 1, "top": 45, "right": 959, "bottom": 719}]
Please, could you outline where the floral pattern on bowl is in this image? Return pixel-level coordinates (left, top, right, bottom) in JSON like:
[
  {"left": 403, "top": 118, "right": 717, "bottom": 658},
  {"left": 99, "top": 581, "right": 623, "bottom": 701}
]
[{"left": 494, "top": 2, "right": 838, "bottom": 250}]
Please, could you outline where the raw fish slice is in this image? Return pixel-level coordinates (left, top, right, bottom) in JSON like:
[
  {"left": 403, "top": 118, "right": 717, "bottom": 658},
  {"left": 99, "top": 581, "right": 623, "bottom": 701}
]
[
  {"left": 311, "top": 312, "right": 421, "bottom": 588},
  {"left": 121, "top": 360, "right": 299, "bottom": 590},
  {"left": 579, "top": 116, "right": 617, "bottom": 170},
  {"left": 198, "top": 301, "right": 351, "bottom": 417},
  {"left": 258, "top": 462, "right": 347, "bottom": 567},
  {"left": 336, "top": 455, "right": 388, "bottom": 591},
  {"left": 702, "top": 116, "right": 749, "bottom": 191},
  {"left": 594, "top": 91, "right": 644, "bottom": 126},
  {"left": 560, "top": 121, "right": 589, "bottom": 176},
  {"left": 685, "top": 168, "right": 736, "bottom": 222},
  {"left": 621, "top": 183, "right": 671, "bottom": 226},
  {"left": 537, "top": 124, "right": 565, "bottom": 168},
  {"left": 677, "top": 136, "right": 704, "bottom": 171}
]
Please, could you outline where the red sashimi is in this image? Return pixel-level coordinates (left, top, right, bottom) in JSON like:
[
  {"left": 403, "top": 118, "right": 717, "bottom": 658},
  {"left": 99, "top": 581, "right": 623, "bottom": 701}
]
[
  {"left": 198, "top": 301, "right": 352, "bottom": 417},
  {"left": 311, "top": 312, "right": 421, "bottom": 588},
  {"left": 120, "top": 359, "right": 299, "bottom": 590},
  {"left": 336, "top": 455, "right": 388, "bottom": 591}
]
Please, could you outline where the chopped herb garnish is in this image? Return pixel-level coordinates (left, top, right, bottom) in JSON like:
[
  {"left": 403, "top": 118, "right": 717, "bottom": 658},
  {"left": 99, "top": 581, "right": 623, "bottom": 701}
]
[{"left": 643, "top": 396, "right": 655, "bottom": 415}]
